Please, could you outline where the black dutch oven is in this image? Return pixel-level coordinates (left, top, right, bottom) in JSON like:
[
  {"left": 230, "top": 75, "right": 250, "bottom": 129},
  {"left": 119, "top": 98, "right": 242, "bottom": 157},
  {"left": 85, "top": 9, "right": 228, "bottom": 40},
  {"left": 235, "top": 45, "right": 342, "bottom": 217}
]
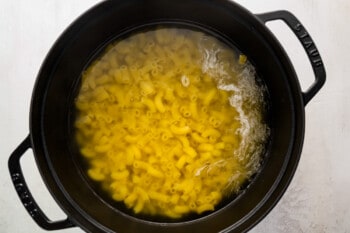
[{"left": 8, "top": 0, "right": 326, "bottom": 232}]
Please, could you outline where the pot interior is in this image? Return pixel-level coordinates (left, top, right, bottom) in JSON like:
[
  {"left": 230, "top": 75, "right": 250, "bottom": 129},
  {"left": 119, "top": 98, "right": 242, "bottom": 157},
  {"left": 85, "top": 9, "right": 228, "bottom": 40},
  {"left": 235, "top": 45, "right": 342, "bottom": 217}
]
[{"left": 69, "top": 22, "right": 272, "bottom": 223}]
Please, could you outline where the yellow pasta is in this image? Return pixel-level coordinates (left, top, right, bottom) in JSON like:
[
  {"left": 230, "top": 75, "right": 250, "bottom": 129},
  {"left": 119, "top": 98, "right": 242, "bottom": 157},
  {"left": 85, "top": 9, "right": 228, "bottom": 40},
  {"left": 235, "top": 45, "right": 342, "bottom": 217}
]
[
  {"left": 154, "top": 92, "right": 166, "bottom": 113},
  {"left": 133, "top": 199, "right": 145, "bottom": 214},
  {"left": 125, "top": 135, "right": 138, "bottom": 143},
  {"left": 196, "top": 204, "right": 214, "bottom": 214},
  {"left": 170, "top": 103, "right": 181, "bottom": 120},
  {"left": 124, "top": 191, "right": 138, "bottom": 208},
  {"left": 139, "top": 80, "right": 155, "bottom": 95},
  {"left": 141, "top": 98, "right": 156, "bottom": 112},
  {"left": 74, "top": 27, "right": 269, "bottom": 219},
  {"left": 202, "top": 128, "right": 221, "bottom": 139},
  {"left": 146, "top": 165, "right": 164, "bottom": 178},
  {"left": 148, "top": 191, "right": 169, "bottom": 203},
  {"left": 175, "top": 156, "right": 188, "bottom": 170},
  {"left": 112, "top": 188, "right": 128, "bottom": 201},
  {"left": 174, "top": 205, "right": 190, "bottom": 214},
  {"left": 94, "top": 144, "right": 111, "bottom": 153},
  {"left": 197, "top": 143, "right": 215, "bottom": 152},
  {"left": 170, "top": 125, "right": 191, "bottom": 135},
  {"left": 184, "top": 146, "right": 197, "bottom": 158},
  {"left": 80, "top": 147, "right": 95, "bottom": 158},
  {"left": 111, "top": 170, "right": 129, "bottom": 180},
  {"left": 87, "top": 168, "right": 105, "bottom": 181}
]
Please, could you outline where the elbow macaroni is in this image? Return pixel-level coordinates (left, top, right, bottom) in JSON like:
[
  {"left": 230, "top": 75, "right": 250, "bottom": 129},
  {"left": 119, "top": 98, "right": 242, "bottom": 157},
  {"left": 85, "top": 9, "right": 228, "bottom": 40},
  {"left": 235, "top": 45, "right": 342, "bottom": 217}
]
[{"left": 74, "top": 28, "right": 269, "bottom": 219}]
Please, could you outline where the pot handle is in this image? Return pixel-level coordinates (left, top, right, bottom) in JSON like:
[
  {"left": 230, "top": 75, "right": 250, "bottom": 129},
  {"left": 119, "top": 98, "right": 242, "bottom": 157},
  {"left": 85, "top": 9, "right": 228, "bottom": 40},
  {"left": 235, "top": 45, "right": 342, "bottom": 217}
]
[
  {"left": 8, "top": 135, "right": 75, "bottom": 230},
  {"left": 257, "top": 10, "right": 326, "bottom": 106}
]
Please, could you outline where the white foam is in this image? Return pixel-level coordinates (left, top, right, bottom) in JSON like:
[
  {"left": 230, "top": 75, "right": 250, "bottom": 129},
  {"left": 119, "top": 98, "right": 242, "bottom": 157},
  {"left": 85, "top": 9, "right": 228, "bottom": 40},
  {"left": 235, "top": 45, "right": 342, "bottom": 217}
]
[
  {"left": 198, "top": 39, "right": 270, "bottom": 174},
  {"left": 181, "top": 75, "right": 190, "bottom": 87}
]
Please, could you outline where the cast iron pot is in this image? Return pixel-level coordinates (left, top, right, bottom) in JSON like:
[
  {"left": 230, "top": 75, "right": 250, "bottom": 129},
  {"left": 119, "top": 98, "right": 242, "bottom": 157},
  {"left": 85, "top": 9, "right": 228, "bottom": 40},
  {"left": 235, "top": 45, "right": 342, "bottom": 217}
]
[{"left": 9, "top": 0, "right": 326, "bottom": 232}]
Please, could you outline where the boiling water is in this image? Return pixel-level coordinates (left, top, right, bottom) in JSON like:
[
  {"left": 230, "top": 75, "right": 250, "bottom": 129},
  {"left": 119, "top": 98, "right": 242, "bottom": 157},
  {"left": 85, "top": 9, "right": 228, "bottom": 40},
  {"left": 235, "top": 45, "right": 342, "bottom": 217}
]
[{"left": 74, "top": 27, "right": 270, "bottom": 219}]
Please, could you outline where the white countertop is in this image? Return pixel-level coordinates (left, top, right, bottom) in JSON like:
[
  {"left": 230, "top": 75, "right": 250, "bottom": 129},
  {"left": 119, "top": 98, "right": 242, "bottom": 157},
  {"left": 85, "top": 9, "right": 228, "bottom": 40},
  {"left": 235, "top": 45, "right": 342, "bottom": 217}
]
[{"left": 1, "top": 0, "right": 349, "bottom": 232}]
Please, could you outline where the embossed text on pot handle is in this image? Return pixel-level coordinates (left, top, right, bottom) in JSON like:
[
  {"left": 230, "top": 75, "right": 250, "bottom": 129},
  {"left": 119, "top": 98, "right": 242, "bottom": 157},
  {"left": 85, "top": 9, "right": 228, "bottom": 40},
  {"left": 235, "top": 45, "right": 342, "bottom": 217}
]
[
  {"left": 257, "top": 10, "right": 326, "bottom": 106},
  {"left": 8, "top": 135, "right": 75, "bottom": 230}
]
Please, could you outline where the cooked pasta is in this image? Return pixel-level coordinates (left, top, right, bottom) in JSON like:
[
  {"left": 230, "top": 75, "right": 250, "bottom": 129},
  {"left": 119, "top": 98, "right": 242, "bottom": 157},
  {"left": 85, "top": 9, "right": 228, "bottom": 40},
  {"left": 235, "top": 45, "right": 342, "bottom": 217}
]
[{"left": 74, "top": 27, "right": 269, "bottom": 219}]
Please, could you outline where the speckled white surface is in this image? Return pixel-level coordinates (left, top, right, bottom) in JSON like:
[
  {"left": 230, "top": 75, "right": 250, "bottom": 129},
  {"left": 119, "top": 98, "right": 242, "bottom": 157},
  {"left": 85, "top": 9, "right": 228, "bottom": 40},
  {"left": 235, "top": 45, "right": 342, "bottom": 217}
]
[{"left": 1, "top": 1, "right": 349, "bottom": 232}]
